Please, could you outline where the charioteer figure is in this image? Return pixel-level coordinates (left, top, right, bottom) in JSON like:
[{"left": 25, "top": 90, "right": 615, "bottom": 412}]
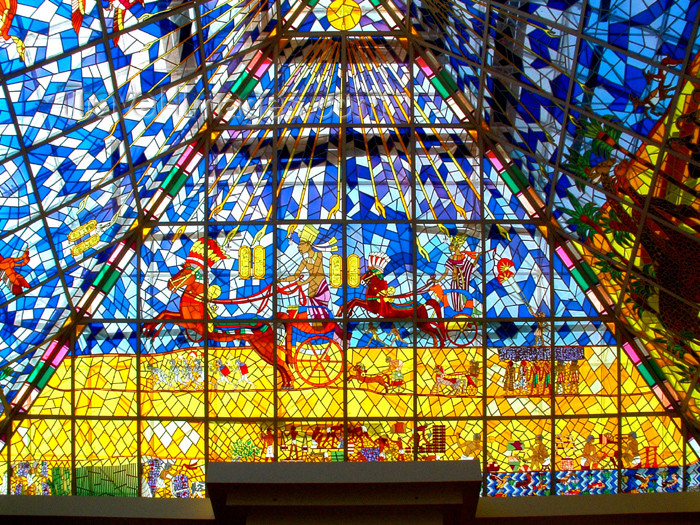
[
  {"left": 433, "top": 231, "right": 480, "bottom": 313},
  {"left": 279, "top": 225, "right": 337, "bottom": 319}
]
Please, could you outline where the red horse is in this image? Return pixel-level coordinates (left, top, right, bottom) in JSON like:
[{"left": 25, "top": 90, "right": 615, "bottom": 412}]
[
  {"left": 338, "top": 269, "right": 445, "bottom": 346},
  {"left": 142, "top": 256, "right": 297, "bottom": 388}
]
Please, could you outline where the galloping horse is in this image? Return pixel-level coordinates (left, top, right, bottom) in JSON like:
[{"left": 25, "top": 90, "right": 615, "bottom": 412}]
[
  {"left": 142, "top": 262, "right": 296, "bottom": 388},
  {"left": 433, "top": 367, "right": 475, "bottom": 395},
  {"left": 338, "top": 269, "right": 445, "bottom": 346},
  {"left": 347, "top": 364, "right": 390, "bottom": 393}
]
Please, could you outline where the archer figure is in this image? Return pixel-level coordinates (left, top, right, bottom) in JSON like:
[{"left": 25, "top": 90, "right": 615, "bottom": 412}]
[{"left": 278, "top": 225, "right": 337, "bottom": 319}]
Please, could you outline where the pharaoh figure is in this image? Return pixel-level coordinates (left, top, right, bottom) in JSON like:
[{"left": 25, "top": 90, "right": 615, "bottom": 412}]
[
  {"left": 518, "top": 360, "right": 529, "bottom": 392},
  {"left": 386, "top": 355, "right": 404, "bottom": 383},
  {"left": 554, "top": 361, "right": 567, "bottom": 394},
  {"left": 182, "top": 238, "right": 228, "bottom": 326},
  {"left": 568, "top": 361, "right": 581, "bottom": 394},
  {"left": 469, "top": 360, "right": 480, "bottom": 387},
  {"left": 280, "top": 225, "right": 337, "bottom": 318}
]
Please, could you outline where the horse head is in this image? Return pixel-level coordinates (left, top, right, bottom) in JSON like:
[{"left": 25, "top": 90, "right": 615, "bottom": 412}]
[
  {"left": 168, "top": 265, "right": 200, "bottom": 292},
  {"left": 350, "top": 364, "right": 365, "bottom": 376},
  {"left": 360, "top": 270, "right": 374, "bottom": 287},
  {"left": 360, "top": 269, "right": 388, "bottom": 298}
]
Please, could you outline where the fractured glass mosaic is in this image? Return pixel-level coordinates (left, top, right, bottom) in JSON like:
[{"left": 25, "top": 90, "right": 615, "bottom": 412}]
[{"left": 0, "top": 0, "right": 699, "bottom": 499}]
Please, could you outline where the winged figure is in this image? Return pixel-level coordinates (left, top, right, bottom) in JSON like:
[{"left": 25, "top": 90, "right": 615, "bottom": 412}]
[
  {"left": 71, "top": 0, "right": 144, "bottom": 45},
  {"left": 0, "top": 248, "right": 31, "bottom": 296},
  {"left": 0, "top": 0, "right": 25, "bottom": 61}
]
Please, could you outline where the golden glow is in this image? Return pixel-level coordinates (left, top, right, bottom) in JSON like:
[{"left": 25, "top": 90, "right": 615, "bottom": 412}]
[{"left": 327, "top": 0, "right": 362, "bottom": 30}]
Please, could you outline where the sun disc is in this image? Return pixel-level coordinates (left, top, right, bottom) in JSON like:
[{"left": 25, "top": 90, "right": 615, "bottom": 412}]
[{"left": 327, "top": 0, "right": 362, "bottom": 31}]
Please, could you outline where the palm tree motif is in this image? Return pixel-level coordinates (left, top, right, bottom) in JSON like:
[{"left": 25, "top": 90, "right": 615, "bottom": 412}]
[{"left": 563, "top": 116, "right": 700, "bottom": 368}]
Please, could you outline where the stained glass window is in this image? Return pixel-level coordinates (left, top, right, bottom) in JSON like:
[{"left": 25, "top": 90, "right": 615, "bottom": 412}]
[{"left": 0, "top": 0, "right": 698, "bottom": 499}]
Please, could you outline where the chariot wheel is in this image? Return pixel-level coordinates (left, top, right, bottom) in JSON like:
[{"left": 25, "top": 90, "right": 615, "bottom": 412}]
[
  {"left": 294, "top": 335, "right": 344, "bottom": 387},
  {"left": 445, "top": 315, "right": 479, "bottom": 347},
  {"left": 185, "top": 328, "right": 204, "bottom": 343}
]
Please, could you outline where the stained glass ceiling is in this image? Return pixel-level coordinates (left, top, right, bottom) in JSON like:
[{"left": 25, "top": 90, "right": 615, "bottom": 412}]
[{"left": 0, "top": 0, "right": 699, "bottom": 498}]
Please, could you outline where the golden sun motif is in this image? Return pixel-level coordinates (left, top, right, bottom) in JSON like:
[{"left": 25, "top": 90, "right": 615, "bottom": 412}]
[{"left": 326, "top": 0, "right": 362, "bottom": 31}]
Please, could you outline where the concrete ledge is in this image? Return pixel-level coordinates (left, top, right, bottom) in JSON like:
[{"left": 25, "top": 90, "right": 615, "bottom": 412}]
[
  {"left": 0, "top": 495, "right": 215, "bottom": 520},
  {"left": 0, "top": 489, "right": 697, "bottom": 522},
  {"left": 208, "top": 460, "right": 482, "bottom": 524},
  {"left": 208, "top": 460, "right": 481, "bottom": 485},
  {"left": 476, "top": 491, "right": 700, "bottom": 518}
]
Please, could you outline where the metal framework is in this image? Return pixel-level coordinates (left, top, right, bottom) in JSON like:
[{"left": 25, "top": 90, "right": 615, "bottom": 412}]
[{"left": 0, "top": 0, "right": 698, "bottom": 499}]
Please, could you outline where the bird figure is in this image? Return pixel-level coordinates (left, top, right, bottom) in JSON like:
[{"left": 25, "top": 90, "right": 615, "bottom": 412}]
[
  {"left": 633, "top": 473, "right": 654, "bottom": 491},
  {"left": 489, "top": 473, "right": 511, "bottom": 491},
  {"left": 514, "top": 473, "right": 532, "bottom": 489}
]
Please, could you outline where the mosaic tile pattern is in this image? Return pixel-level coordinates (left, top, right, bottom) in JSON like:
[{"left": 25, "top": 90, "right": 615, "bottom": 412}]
[{"left": 0, "top": 0, "right": 697, "bottom": 500}]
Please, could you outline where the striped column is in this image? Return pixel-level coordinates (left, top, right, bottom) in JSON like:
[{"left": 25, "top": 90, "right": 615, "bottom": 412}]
[
  {"left": 12, "top": 139, "right": 210, "bottom": 411},
  {"left": 8, "top": 30, "right": 282, "bottom": 415},
  {"left": 15, "top": 339, "right": 70, "bottom": 412},
  {"left": 414, "top": 53, "right": 469, "bottom": 121},
  {"left": 622, "top": 340, "right": 678, "bottom": 411},
  {"left": 484, "top": 142, "right": 681, "bottom": 415}
]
